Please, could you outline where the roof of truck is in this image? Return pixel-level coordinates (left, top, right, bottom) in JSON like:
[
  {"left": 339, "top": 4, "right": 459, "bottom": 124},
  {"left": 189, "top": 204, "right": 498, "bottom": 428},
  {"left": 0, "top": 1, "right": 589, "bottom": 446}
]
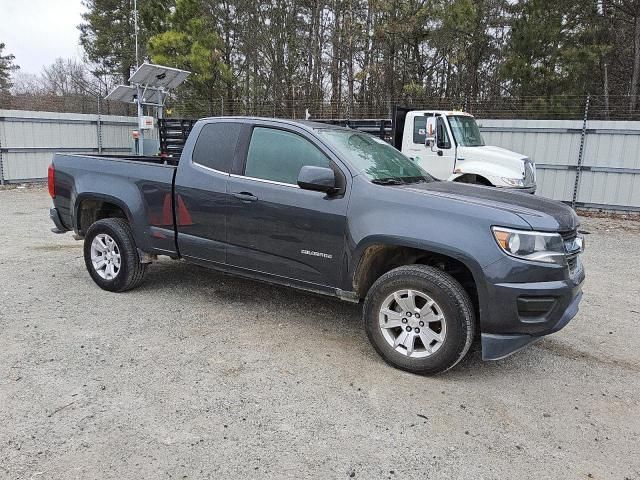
[
  {"left": 199, "top": 116, "right": 355, "bottom": 132},
  {"left": 406, "top": 110, "right": 473, "bottom": 117},
  {"left": 200, "top": 111, "right": 473, "bottom": 129}
]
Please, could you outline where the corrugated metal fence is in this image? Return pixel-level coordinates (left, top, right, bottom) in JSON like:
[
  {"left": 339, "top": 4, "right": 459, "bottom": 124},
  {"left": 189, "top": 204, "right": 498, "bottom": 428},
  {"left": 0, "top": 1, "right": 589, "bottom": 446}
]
[
  {"left": 479, "top": 119, "right": 640, "bottom": 211},
  {"left": 1, "top": 109, "right": 638, "bottom": 211},
  {"left": 0, "top": 109, "right": 158, "bottom": 184}
]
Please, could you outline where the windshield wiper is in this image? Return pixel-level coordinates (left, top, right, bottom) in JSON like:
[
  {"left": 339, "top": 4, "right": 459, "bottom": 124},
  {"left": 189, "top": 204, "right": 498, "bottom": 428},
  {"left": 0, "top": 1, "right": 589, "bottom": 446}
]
[
  {"left": 371, "top": 178, "right": 405, "bottom": 185},
  {"left": 401, "top": 176, "right": 429, "bottom": 184}
]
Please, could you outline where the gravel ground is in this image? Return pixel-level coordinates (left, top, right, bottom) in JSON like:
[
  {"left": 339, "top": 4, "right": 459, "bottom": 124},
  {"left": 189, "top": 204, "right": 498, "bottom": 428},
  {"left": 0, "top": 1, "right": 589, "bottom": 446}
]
[{"left": 1, "top": 186, "right": 639, "bottom": 480}]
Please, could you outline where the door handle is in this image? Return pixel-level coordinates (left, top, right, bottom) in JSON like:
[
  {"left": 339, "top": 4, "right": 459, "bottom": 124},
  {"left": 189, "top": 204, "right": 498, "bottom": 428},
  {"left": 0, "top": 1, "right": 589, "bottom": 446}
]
[{"left": 233, "top": 191, "right": 258, "bottom": 202}]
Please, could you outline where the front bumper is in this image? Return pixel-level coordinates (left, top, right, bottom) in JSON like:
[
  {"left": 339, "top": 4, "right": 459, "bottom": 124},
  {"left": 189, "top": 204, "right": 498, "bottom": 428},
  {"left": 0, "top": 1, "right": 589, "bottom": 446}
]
[
  {"left": 481, "top": 290, "right": 582, "bottom": 360},
  {"left": 480, "top": 255, "right": 585, "bottom": 360}
]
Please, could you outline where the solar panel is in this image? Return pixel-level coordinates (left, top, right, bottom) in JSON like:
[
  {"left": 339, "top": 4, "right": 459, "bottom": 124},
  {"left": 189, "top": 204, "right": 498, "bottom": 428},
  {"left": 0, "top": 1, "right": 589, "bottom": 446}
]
[
  {"left": 128, "top": 63, "right": 190, "bottom": 90},
  {"left": 104, "top": 85, "right": 137, "bottom": 103},
  {"left": 105, "top": 85, "right": 165, "bottom": 105}
]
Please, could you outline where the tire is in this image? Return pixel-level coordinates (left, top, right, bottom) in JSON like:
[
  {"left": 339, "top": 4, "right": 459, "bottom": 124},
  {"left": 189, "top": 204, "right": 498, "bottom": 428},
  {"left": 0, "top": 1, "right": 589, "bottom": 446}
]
[
  {"left": 363, "top": 265, "right": 475, "bottom": 375},
  {"left": 83, "top": 218, "right": 147, "bottom": 292}
]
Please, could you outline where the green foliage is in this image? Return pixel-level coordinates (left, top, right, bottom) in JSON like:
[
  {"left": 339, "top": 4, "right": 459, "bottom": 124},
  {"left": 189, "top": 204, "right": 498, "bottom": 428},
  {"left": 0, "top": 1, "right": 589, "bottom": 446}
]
[
  {"left": 148, "top": 0, "right": 232, "bottom": 113},
  {"left": 74, "top": 0, "right": 640, "bottom": 117},
  {"left": 501, "top": 0, "right": 608, "bottom": 97},
  {"left": 0, "top": 43, "right": 19, "bottom": 92},
  {"left": 79, "top": 0, "right": 173, "bottom": 81}
]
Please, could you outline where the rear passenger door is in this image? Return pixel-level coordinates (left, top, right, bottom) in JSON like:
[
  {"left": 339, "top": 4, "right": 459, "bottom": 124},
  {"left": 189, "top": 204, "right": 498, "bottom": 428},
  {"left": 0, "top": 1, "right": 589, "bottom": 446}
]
[
  {"left": 174, "top": 121, "right": 242, "bottom": 264},
  {"left": 225, "top": 124, "right": 350, "bottom": 288}
]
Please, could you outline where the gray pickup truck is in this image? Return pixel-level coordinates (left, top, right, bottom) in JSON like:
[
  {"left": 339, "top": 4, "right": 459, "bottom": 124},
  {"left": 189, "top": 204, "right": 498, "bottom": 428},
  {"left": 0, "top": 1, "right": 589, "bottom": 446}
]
[{"left": 49, "top": 117, "right": 585, "bottom": 374}]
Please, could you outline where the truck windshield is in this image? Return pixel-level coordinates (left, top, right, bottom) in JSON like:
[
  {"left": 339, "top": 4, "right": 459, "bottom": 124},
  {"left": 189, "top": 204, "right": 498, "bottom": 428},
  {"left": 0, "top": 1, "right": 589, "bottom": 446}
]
[
  {"left": 448, "top": 115, "right": 485, "bottom": 147},
  {"left": 317, "top": 129, "right": 433, "bottom": 184}
]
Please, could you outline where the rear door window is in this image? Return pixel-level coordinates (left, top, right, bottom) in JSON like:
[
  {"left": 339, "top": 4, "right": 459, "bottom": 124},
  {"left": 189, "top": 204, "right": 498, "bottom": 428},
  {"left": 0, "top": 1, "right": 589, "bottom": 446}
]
[
  {"left": 244, "top": 127, "right": 331, "bottom": 185},
  {"left": 192, "top": 122, "right": 241, "bottom": 173}
]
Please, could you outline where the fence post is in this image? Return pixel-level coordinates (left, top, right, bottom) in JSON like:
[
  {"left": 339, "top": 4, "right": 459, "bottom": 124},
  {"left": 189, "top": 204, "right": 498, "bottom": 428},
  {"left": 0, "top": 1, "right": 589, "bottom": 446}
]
[
  {"left": 0, "top": 113, "right": 4, "bottom": 185},
  {"left": 96, "top": 96, "right": 103, "bottom": 154},
  {"left": 572, "top": 94, "right": 590, "bottom": 209},
  {"left": 0, "top": 137, "right": 4, "bottom": 186}
]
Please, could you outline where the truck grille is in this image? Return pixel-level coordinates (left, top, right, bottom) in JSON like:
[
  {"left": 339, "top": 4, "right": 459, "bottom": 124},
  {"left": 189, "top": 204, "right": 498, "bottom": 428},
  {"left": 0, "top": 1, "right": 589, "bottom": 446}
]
[
  {"left": 524, "top": 161, "right": 535, "bottom": 187},
  {"left": 561, "top": 229, "right": 581, "bottom": 274}
]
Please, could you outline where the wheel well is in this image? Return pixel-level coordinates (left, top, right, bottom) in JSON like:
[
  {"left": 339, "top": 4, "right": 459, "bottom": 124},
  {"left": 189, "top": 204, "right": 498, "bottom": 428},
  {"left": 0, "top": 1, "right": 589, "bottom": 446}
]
[
  {"left": 453, "top": 174, "right": 492, "bottom": 186},
  {"left": 78, "top": 199, "right": 128, "bottom": 235},
  {"left": 353, "top": 244, "right": 479, "bottom": 316}
]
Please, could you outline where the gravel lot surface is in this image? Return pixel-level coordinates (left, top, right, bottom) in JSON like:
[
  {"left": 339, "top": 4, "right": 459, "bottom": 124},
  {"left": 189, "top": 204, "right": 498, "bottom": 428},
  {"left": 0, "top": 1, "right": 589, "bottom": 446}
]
[{"left": 1, "top": 186, "right": 639, "bottom": 480}]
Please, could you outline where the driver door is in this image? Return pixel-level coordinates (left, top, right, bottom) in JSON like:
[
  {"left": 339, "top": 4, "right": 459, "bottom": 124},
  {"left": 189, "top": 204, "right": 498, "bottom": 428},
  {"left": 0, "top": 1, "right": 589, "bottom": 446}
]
[
  {"left": 411, "top": 115, "right": 456, "bottom": 180},
  {"left": 225, "top": 124, "right": 350, "bottom": 288}
]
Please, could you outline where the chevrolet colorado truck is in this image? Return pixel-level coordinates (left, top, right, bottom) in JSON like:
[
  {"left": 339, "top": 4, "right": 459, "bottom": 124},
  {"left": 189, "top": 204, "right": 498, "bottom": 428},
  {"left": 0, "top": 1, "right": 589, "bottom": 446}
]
[{"left": 48, "top": 117, "right": 585, "bottom": 375}]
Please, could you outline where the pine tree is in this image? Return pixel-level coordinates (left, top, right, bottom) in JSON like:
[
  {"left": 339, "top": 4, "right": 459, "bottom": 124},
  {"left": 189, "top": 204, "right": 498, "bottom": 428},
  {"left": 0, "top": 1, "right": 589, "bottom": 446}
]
[
  {"left": 79, "top": 0, "right": 172, "bottom": 82},
  {"left": 0, "top": 43, "right": 20, "bottom": 92}
]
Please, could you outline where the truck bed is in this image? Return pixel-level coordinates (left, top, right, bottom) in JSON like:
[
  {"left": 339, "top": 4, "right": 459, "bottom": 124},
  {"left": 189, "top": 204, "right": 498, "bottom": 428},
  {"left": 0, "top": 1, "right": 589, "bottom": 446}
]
[{"left": 51, "top": 153, "right": 179, "bottom": 256}]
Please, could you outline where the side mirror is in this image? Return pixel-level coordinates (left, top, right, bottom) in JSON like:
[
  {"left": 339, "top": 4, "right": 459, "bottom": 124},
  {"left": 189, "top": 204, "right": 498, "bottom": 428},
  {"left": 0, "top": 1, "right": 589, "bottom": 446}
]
[
  {"left": 425, "top": 116, "right": 438, "bottom": 152},
  {"left": 297, "top": 166, "right": 336, "bottom": 193}
]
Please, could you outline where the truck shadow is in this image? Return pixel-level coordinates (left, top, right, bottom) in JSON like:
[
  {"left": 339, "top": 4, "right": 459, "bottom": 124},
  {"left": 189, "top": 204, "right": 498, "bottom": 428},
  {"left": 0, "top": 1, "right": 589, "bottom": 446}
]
[
  {"left": 136, "top": 259, "right": 565, "bottom": 376},
  {"left": 140, "top": 259, "right": 363, "bottom": 326}
]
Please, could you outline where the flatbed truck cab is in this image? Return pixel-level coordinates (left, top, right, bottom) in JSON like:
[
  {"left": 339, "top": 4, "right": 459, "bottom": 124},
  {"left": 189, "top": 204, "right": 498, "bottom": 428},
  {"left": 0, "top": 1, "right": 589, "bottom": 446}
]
[{"left": 395, "top": 109, "right": 537, "bottom": 193}]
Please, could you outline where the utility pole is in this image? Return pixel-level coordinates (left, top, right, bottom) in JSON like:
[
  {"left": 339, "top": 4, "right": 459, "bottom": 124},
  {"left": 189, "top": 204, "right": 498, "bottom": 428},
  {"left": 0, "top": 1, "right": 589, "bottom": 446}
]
[
  {"left": 134, "top": 0, "right": 140, "bottom": 68},
  {"left": 134, "top": 0, "right": 142, "bottom": 153}
]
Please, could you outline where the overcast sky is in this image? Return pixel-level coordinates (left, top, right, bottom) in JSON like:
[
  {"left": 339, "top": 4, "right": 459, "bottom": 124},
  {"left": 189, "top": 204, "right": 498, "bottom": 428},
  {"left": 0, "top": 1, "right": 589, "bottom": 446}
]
[{"left": 0, "top": 0, "right": 85, "bottom": 74}]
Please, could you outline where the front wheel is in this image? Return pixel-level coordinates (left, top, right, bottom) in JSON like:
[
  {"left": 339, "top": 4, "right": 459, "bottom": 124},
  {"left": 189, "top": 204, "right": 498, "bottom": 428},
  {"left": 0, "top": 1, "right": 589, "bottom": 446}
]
[
  {"left": 83, "top": 218, "right": 147, "bottom": 292},
  {"left": 363, "top": 265, "right": 475, "bottom": 375}
]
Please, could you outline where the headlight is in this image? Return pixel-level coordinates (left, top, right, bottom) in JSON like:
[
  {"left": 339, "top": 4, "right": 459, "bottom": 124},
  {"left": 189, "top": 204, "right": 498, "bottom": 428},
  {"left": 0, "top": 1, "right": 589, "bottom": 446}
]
[
  {"left": 492, "top": 227, "right": 565, "bottom": 265},
  {"left": 501, "top": 177, "right": 525, "bottom": 187}
]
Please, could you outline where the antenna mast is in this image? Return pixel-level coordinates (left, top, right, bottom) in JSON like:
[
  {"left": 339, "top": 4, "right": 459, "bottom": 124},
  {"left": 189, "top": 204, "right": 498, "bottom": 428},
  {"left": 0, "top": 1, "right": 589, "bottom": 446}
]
[{"left": 133, "top": 0, "right": 140, "bottom": 68}]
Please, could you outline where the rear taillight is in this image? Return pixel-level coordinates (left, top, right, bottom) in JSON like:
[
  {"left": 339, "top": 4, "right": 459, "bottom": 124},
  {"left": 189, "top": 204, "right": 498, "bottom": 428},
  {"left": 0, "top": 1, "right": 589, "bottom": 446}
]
[{"left": 48, "top": 163, "right": 55, "bottom": 198}]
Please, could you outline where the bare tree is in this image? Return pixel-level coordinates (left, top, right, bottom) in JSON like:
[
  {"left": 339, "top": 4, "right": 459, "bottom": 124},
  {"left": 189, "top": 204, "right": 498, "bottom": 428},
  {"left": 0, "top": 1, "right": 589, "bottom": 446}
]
[
  {"left": 41, "top": 58, "right": 90, "bottom": 95},
  {"left": 10, "top": 72, "right": 46, "bottom": 95}
]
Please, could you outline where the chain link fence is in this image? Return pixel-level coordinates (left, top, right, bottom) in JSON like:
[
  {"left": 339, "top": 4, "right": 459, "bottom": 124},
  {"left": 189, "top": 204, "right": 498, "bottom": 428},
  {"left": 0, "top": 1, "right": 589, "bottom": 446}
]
[
  {"left": 0, "top": 92, "right": 136, "bottom": 117},
  {"left": 3, "top": 91, "right": 640, "bottom": 121},
  {"left": 2, "top": 90, "right": 639, "bottom": 212},
  {"left": 163, "top": 94, "right": 640, "bottom": 121}
]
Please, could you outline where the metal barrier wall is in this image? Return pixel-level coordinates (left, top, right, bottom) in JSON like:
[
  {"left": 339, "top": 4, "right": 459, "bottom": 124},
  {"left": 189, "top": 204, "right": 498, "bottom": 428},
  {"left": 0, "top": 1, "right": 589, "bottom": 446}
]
[
  {"left": 1, "top": 110, "right": 638, "bottom": 211},
  {"left": 0, "top": 109, "right": 159, "bottom": 184},
  {"left": 479, "top": 119, "right": 640, "bottom": 212}
]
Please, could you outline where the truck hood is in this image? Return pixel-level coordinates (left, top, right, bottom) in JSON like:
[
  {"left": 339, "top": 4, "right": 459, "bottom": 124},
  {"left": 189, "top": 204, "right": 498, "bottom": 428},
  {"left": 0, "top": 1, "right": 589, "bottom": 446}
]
[
  {"left": 457, "top": 145, "right": 528, "bottom": 172},
  {"left": 403, "top": 181, "right": 579, "bottom": 232}
]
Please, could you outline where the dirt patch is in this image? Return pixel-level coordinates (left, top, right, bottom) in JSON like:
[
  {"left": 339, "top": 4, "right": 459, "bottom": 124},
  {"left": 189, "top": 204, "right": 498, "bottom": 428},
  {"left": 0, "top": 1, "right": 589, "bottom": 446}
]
[
  {"left": 30, "top": 244, "right": 82, "bottom": 252},
  {"left": 0, "top": 183, "right": 47, "bottom": 191},
  {"left": 1, "top": 187, "right": 639, "bottom": 480},
  {"left": 537, "top": 338, "right": 640, "bottom": 373},
  {"left": 579, "top": 215, "right": 640, "bottom": 233},
  {"left": 577, "top": 208, "right": 640, "bottom": 222}
]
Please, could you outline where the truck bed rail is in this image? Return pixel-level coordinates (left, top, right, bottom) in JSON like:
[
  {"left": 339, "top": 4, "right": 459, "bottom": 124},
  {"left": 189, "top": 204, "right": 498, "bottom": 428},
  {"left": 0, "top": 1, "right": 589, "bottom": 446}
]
[
  {"left": 310, "top": 118, "right": 392, "bottom": 141},
  {"left": 159, "top": 106, "right": 417, "bottom": 157},
  {"left": 159, "top": 118, "right": 197, "bottom": 159}
]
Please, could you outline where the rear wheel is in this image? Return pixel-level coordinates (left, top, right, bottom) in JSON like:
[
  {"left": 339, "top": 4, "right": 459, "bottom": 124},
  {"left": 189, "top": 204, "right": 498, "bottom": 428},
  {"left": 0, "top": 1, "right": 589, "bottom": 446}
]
[
  {"left": 363, "top": 265, "right": 475, "bottom": 375},
  {"left": 83, "top": 218, "right": 147, "bottom": 292}
]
